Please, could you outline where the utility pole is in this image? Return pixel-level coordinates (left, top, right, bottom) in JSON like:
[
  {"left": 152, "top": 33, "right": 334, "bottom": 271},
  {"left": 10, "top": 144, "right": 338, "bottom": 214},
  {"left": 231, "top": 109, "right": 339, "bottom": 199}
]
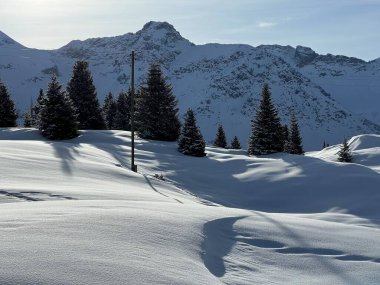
[{"left": 130, "top": 50, "right": 137, "bottom": 172}]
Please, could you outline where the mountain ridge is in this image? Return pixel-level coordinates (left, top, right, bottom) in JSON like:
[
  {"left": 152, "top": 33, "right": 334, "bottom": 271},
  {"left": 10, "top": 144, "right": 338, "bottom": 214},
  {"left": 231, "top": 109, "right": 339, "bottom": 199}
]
[{"left": 0, "top": 21, "right": 379, "bottom": 150}]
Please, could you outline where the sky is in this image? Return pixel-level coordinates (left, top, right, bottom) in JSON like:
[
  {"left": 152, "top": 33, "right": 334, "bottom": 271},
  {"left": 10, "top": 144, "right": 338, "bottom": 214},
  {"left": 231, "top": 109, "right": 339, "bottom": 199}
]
[{"left": 1, "top": 0, "right": 379, "bottom": 61}]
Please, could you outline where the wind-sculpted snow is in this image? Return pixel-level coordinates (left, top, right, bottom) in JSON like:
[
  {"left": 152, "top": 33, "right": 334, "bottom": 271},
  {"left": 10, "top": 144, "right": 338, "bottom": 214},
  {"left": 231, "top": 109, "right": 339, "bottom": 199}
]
[
  {"left": 1, "top": 22, "right": 380, "bottom": 149},
  {"left": 1, "top": 129, "right": 380, "bottom": 284}
]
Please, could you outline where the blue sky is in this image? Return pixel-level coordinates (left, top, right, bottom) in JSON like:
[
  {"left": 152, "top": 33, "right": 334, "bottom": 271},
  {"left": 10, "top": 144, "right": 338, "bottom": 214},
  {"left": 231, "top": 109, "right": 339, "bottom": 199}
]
[{"left": 1, "top": 0, "right": 379, "bottom": 60}]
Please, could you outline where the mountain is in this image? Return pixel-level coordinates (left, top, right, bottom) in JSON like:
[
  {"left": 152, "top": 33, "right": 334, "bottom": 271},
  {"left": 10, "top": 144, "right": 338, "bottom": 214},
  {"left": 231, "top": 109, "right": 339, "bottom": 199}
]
[{"left": 1, "top": 22, "right": 379, "bottom": 150}]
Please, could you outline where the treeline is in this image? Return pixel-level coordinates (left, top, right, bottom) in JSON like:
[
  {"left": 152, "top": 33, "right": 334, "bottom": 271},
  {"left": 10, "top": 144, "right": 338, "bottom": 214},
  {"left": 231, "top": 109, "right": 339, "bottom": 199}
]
[{"left": 1, "top": 60, "right": 305, "bottom": 157}]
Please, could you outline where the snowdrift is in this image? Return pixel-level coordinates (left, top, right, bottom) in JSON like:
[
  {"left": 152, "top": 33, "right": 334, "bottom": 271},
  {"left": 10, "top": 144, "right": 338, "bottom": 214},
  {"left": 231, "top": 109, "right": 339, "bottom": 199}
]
[{"left": 1, "top": 129, "right": 380, "bottom": 285}]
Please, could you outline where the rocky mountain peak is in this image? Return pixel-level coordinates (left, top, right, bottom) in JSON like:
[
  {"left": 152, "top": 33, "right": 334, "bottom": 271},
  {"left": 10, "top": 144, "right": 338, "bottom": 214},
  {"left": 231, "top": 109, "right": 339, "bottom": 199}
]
[
  {"left": 136, "top": 21, "right": 190, "bottom": 45},
  {"left": 141, "top": 21, "right": 177, "bottom": 32},
  {"left": 295, "top": 45, "right": 318, "bottom": 66}
]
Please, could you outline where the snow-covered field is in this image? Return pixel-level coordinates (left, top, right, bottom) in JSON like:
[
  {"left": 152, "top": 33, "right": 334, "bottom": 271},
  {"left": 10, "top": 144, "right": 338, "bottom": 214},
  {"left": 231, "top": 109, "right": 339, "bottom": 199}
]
[{"left": 1, "top": 129, "right": 379, "bottom": 284}]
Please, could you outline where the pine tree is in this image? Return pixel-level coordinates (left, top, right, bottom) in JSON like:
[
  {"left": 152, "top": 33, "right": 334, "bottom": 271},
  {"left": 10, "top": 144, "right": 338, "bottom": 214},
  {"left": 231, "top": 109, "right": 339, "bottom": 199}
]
[
  {"left": 0, "top": 80, "right": 17, "bottom": 127},
  {"left": 67, "top": 60, "right": 105, "bottom": 129},
  {"left": 214, "top": 124, "right": 227, "bottom": 148},
  {"left": 282, "top": 124, "right": 289, "bottom": 151},
  {"left": 286, "top": 113, "right": 304, "bottom": 154},
  {"left": 248, "top": 83, "right": 283, "bottom": 155},
  {"left": 114, "top": 91, "right": 131, "bottom": 131},
  {"left": 102, "top": 92, "right": 117, "bottom": 129},
  {"left": 23, "top": 97, "right": 36, "bottom": 128},
  {"left": 32, "top": 89, "right": 47, "bottom": 128},
  {"left": 135, "top": 64, "right": 180, "bottom": 141},
  {"left": 230, "top": 136, "right": 241, "bottom": 149},
  {"left": 40, "top": 75, "right": 78, "bottom": 140},
  {"left": 178, "top": 109, "right": 206, "bottom": 157},
  {"left": 337, "top": 138, "right": 353, "bottom": 163},
  {"left": 23, "top": 112, "right": 33, "bottom": 127}
]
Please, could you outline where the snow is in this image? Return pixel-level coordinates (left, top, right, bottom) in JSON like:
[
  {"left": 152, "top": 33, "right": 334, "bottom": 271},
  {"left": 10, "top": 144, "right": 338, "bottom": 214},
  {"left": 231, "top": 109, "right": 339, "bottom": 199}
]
[{"left": 1, "top": 129, "right": 379, "bottom": 284}]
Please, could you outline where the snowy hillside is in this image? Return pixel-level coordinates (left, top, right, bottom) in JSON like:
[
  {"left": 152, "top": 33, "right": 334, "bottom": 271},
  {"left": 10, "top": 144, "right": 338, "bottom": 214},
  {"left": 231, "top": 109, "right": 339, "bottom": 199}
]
[
  {"left": 1, "top": 22, "right": 380, "bottom": 149},
  {"left": 1, "top": 129, "right": 380, "bottom": 284}
]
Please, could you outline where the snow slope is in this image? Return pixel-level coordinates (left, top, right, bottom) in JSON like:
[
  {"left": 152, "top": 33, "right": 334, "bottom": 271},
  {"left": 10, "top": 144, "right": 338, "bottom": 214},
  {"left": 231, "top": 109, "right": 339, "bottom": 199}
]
[
  {"left": 1, "top": 22, "right": 380, "bottom": 150},
  {"left": 1, "top": 129, "right": 380, "bottom": 284}
]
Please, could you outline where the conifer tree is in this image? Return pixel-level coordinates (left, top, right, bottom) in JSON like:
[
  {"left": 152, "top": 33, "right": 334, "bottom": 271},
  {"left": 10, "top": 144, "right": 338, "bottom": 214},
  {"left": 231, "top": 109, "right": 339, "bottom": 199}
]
[
  {"left": 23, "top": 112, "right": 33, "bottom": 127},
  {"left": 230, "top": 136, "right": 241, "bottom": 149},
  {"left": 337, "top": 138, "right": 353, "bottom": 162},
  {"left": 282, "top": 124, "right": 290, "bottom": 152},
  {"left": 214, "top": 124, "right": 227, "bottom": 148},
  {"left": 135, "top": 64, "right": 180, "bottom": 141},
  {"left": 102, "top": 92, "right": 117, "bottom": 129},
  {"left": 0, "top": 80, "right": 17, "bottom": 127},
  {"left": 286, "top": 113, "right": 304, "bottom": 154},
  {"left": 67, "top": 60, "right": 105, "bottom": 129},
  {"left": 178, "top": 109, "right": 206, "bottom": 157},
  {"left": 40, "top": 75, "right": 78, "bottom": 140},
  {"left": 32, "top": 89, "right": 47, "bottom": 128},
  {"left": 248, "top": 83, "right": 283, "bottom": 155},
  {"left": 283, "top": 124, "right": 289, "bottom": 139},
  {"left": 23, "top": 97, "right": 36, "bottom": 128},
  {"left": 114, "top": 91, "right": 131, "bottom": 131}
]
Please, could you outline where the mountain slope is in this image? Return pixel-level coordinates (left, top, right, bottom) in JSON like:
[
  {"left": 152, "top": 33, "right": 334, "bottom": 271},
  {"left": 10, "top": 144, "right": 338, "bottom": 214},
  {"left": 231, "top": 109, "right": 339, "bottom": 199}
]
[{"left": 1, "top": 22, "right": 379, "bottom": 150}]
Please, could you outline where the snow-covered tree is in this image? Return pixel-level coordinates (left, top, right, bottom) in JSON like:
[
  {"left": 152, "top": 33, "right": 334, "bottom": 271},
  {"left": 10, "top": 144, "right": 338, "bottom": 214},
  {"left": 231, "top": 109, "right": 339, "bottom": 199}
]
[
  {"left": 102, "top": 92, "right": 117, "bottom": 129},
  {"left": 67, "top": 60, "right": 105, "bottom": 129},
  {"left": 337, "top": 138, "right": 353, "bottom": 162},
  {"left": 0, "top": 80, "right": 17, "bottom": 127},
  {"left": 114, "top": 91, "right": 131, "bottom": 131},
  {"left": 230, "top": 136, "right": 241, "bottom": 149},
  {"left": 178, "top": 109, "right": 206, "bottom": 157},
  {"left": 213, "top": 124, "right": 227, "bottom": 148},
  {"left": 40, "top": 75, "right": 78, "bottom": 140},
  {"left": 285, "top": 113, "right": 304, "bottom": 155},
  {"left": 135, "top": 64, "right": 180, "bottom": 141},
  {"left": 248, "top": 83, "right": 283, "bottom": 155}
]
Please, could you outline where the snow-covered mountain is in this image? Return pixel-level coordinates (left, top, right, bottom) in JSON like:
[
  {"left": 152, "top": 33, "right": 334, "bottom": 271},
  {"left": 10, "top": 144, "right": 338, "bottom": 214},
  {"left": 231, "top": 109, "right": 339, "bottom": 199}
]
[{"left": 1, "top": 21, "right": 380, "bottom": 150}]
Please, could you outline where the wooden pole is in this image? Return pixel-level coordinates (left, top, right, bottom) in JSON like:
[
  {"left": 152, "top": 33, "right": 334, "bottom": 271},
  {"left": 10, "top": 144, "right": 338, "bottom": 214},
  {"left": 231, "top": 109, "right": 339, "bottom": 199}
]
[{"left": 131, "top": 50, "right": 137, "bottom": 172}]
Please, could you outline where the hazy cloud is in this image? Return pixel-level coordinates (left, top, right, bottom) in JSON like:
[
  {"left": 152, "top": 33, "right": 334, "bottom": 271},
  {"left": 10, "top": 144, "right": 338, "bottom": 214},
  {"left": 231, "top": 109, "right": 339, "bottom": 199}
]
[{"left": 257, "top": 22, "right": 277, "bottom": 28}]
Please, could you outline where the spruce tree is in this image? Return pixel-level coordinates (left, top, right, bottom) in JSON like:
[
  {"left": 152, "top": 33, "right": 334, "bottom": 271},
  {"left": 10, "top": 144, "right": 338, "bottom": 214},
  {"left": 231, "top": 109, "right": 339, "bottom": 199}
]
[
  {"left": 214, "top": 124, "right": 227, "bottom": 148},
  {"left": 0, "top": 80, "right": 17, "bottom": 127},
  {"left": 337, "top": 138, "right": 353, "bottom": 163},
  {"left": 178, "top": 109, "right": 206, "bottom": 157},
  {"left": 40, "top": 75, "right": 78, "bottom": 140},
  {"left": 32, "top": 89, "right": 47, "bottom": 128},
  {"left": 23, "top": 112, "right": 33, "bottom": 127},
  {"left": 230, "top": 136, "right": 241, "bottom": 149},
  {"left": 248, "top": 83, "right": 283, "bottom": 155},
  {"left": 114, "top": 91, "right": 131, "bottom": 131},
  {"left": 67, "top": 60, "right": 105, "bottom": 129},
  {"left": 23, "top": 97, "right": 36, "bottom": 128},
  {"left": 102, "top": 92, "right": 117, "bottom": 129},
  {"left": 135, "top": 64, "right": 180, "bottom": 141},
  {"left": 286, "top": 113, "right": 304, "bottom": 154},
  {"left": 282, "top": 124, "right": 289, "bottom": 150}
]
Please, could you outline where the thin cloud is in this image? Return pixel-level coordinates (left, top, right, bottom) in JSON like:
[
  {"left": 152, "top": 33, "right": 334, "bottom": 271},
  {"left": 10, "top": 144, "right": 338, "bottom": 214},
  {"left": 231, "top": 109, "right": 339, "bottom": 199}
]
[{"left": 257, "top": 21, "right": 277, "bottom": 28}]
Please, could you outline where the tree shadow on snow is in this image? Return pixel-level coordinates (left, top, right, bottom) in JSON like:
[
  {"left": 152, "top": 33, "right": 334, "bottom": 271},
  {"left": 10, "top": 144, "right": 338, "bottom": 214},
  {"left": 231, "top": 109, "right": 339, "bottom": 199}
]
[{"left": 201, "top": 216, "right": 246, "bottom": 277}]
